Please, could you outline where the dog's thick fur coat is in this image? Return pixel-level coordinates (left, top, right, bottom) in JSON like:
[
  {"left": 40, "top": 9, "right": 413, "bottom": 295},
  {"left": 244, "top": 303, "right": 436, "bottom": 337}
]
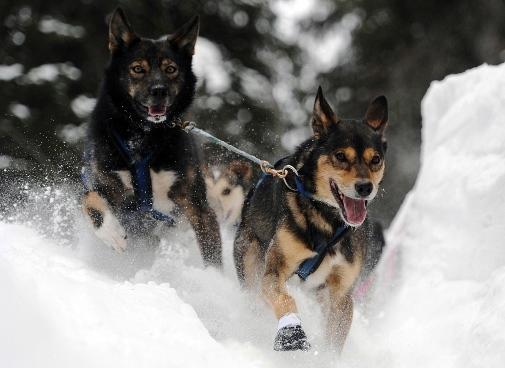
[
  {"left": 234, "top": 87, "right": 388, "bottom": 351},
  {"left": 82, "top": 8, "right": 221, "bottom": 266}
]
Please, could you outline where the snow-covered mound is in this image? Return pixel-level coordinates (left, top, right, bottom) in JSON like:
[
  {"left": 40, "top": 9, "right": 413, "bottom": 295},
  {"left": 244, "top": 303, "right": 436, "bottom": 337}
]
[
  {"left": 1, "top": 63, "right": 505, "bottom": 368},
  {"left": 377, "top": 63, "right": 505, "bottom": 367},
  {"left": 0, "top": 224, "right": 265, "bottom": 368}
]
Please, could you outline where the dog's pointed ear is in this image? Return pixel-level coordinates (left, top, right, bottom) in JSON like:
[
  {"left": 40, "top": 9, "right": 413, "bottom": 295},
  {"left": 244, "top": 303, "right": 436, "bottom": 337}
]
[
  {"left": 312, "top": 86, "right": 337, "bottom": 138},
  {"left": 365, "top": 96, "right": 388, "bottom": 133},
  {"left": 108, "top": 7, "right": 138, "bottom": 53},
  {"left": 170, "top": 15, "right": 200, "bottom": 55},
  {"left": 228, "top": 160, "right": 253, "bottom": 185}
]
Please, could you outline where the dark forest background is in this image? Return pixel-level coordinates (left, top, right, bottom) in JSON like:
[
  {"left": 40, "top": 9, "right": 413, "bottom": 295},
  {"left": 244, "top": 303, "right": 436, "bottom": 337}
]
[{"left": 1, "top": 0, "right": 505, "bottom": 225}]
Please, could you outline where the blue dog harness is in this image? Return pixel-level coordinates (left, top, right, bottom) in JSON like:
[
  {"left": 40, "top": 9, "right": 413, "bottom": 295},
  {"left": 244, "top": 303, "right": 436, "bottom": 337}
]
[
  {"left": 296, "top": 220, "right": 350, "bottom": 280},
  {"left": 81, "top": 128, "right": 176, "bottom": 226},
  {"left": 291, "top": 176, "right": 350, "bottom": 280},
  {"left": 256, "top": 162, "right": 350, "bottom": 281}
]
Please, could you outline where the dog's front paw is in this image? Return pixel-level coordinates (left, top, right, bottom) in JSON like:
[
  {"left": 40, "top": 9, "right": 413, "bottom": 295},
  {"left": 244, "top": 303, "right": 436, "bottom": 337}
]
[
  {"left": 95, "top": 214, "right": 127, "bottom": 252},
  {"left": 274, "top": 325, "right": 311, "bottom": 351}
]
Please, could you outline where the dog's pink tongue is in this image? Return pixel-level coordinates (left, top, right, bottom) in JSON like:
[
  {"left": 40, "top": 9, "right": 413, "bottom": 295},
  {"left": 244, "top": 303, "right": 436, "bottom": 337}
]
[
  {"left": 342, "top": 196, "right": 367, "bottom": 225},
  {"left": 148, "top": 105, "right": 167, "bottom": 117}
]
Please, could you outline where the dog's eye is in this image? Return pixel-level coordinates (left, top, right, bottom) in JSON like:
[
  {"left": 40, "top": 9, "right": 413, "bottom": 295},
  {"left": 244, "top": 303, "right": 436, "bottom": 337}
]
[
  {"left": 335, "top": 152, "right": 346, "bottom": 162},
  {"left": 131, "top": 66, "right": 145, "bottom": 74},
  {"left": 371, "top": 154, "right": 381, "bottom": 165},
  {"left": 222, "top": 188, "right": 231, "bottom": 196},
  {"left": 166, "top": 65, "right": 177, "bottom": 74}
]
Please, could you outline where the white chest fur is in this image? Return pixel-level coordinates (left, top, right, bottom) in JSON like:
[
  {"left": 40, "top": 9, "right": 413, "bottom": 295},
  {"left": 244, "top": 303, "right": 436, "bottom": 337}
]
[
  {"left": 114, "top": 170, "right": 134, "bottom": 193},
  {"left": 113, "top": 169, "right": 178, "bottom": 214},
  {"left": 150, "top": 170, "right": 178, "bottom": 214}
]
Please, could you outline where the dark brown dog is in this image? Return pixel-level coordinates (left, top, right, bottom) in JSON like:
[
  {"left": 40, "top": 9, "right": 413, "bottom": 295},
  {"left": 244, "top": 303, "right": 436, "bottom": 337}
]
[{"left": 81, "top": 8, "right": 222, "bottom": 267}]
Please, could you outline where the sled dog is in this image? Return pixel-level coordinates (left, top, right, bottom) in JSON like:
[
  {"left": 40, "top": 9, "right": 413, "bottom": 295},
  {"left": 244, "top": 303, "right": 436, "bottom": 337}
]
[
  {"left": 205, "top": 160, "right": 253, "bottom": 227},
  {"left": 81, "top": 8, "right": 222, "bottom": 266},
  {"left": 234, "top": 87, "right": 388, "bottom": 351}
]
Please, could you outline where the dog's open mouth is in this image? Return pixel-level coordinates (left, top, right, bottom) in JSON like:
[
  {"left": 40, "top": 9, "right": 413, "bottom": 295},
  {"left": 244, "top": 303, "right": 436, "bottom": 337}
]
[
  {"left": 329, "top": 179, "right": 367, "bottom": 226},
  {"left": 147, "top": 104, "right": 167, "bottom": 122},
  {"left": 138, "top": 103, "right": 168, "bottom": 123},
  {"left": 148, "top": 104, "right": 167, "bottom": 117}
]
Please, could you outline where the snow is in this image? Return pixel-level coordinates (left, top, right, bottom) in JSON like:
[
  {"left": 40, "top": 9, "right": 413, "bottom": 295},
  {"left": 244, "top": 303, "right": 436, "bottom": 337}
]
[
  {"left": 9, "top": 103, "right": 31, "bottom": 120},
  {"left": 60, "top": 94, "right": 95, "bottom": 143},
  {"left": 272, "top": 0, "right": 330, "bottom": 43},
  {"left": 239, "top": 68, "right": 273, "bottom": 104},
  {"left": 0, "top": 63, "right": 81, "bottom": 84},
  {"left": 193, "top": 37, "right": 231, "bottom": 94},
  {"left": 272, "top": 0, "right": 359, "bottom": 73},
  {"left": 24, "top": 63, "right": 81, "bottom": 84},
  {"left": 1, "top": 63, "right": 505, "bottom": 367},
  {"left": 372, "top": 62, "right": 505, "bottom": 367},
  {"left": 0, "top": 64, "right": 23, "bottom": 81},
  {"left": 0, "top": 156, "right": 13, "bottom": 169},
  {"left": 38, "top": 17, "right": 86, "bottom": 38},
  {"left": 268, "top": 0, "right": 361, "bottom": 149},
  {"left": 11, "top": 31, "right": 26, "bottom": 46},
  {"left": 280, "top": 125, "right": 312, "bottom": 151},
  {"left": 0, "top": 156, "right": 29, "bottom": 171},
  {"left": 71, "top": 94, "right": 96, "bottom": 118},
  {"left": 0, "top": 224, "right": 265, "bottom": 368},
  {"left": 59, "top": 123, "right": 87, "bottom": 144}
]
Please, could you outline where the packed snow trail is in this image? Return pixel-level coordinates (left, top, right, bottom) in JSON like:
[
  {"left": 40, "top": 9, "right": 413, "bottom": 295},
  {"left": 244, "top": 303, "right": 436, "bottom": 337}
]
[{"left": 1, "top": 63, "right": 505, "bottom": 367}]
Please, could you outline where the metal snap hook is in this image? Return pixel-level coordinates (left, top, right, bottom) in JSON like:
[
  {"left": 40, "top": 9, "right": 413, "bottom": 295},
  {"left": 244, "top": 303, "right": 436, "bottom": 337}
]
[{"left": 281, "top": 165, "right": 299, "bottom": 191}]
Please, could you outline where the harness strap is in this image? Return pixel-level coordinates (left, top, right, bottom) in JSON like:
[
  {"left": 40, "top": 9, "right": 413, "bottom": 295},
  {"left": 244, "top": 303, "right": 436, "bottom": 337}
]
[
  {"left": 109, "top": 129, "right": 151, "bottom": 207},
  {"left": 294, "top": 176, "right": 314, "bottom": 200},
  {"left": 296, "top": 225, "right": 350, "bottom": 281},
  {"left": 112, "top": 129, "right": 176, "bottom": 225},
  {"left": 84, "top": 127, "right": 176, "bottom": 226},
  {"left": 291, "top": 173, "right": 350, "bottom": 280},
  {"left": 182, "top": 121, "right": 298, "bottom": 185},
  {"left": 254, "top": 159, "right": 350, "bottom": 280}
]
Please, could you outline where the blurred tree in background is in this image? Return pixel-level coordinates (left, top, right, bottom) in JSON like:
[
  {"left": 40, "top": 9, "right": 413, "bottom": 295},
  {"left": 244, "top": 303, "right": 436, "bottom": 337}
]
[{"left": 1, "top": 0, "right": 504, "bottom": 224}]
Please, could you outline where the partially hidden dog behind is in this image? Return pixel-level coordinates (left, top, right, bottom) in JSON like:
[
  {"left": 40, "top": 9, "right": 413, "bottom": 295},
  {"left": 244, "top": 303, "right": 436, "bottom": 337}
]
[
  {"left": 234, "top": 87, "right": 389, "bottom": 352},
  {"left": 205, "top": 160, "right": 253, "bottom": 227},
  {"left": 81, "top": 8, "right": 222, "bottom": 267}
]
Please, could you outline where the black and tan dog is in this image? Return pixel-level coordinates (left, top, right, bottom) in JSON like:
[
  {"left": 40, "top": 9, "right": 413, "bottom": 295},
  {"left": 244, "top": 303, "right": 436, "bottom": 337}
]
[
  {"left": 81, "top": 8, "right": 222, "bottom": 267},
  {"left": 234, "top": 87, "right": 388, "bottom": 351}
]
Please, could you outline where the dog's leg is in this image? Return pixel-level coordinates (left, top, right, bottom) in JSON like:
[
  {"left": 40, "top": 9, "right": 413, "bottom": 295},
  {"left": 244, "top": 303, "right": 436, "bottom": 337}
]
[
  {"left": 82, "top": 191, "right": 127, "bottom": 252},
  {"left": 189, "top": 202, "right": 222, "bottom": 267},
  {"left": 262, "top": 227, "right": 314, "bottom": 351},
  {"left": 234, "top": 226, "right": 262, "bottom": 288},
  {"left": 262, "top": 246, "right": 297, "bottom": 319},
  {"left": 324, "top": 272, "right": 354, "bottom": 354},
  {"left": 172, "top": 187, "right": 222, "bottom": 268}
]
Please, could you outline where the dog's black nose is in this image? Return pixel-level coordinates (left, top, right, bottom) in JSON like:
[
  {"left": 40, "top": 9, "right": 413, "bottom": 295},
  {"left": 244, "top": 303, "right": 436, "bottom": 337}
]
[
  {"left": 149, "top": 85, "right": 168, "bottom": 98},
  {"left": 355, "top": 181, "right": 373, "bottom": 198}
]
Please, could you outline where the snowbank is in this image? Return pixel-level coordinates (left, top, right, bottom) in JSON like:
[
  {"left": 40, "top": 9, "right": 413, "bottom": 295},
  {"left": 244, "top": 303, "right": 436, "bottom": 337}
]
[
  {"left": 1, "top": 63, "right": 505, "bottom": 368},
  {"left": 375, "top": 63, "right": 505, "bottom": 367}
]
